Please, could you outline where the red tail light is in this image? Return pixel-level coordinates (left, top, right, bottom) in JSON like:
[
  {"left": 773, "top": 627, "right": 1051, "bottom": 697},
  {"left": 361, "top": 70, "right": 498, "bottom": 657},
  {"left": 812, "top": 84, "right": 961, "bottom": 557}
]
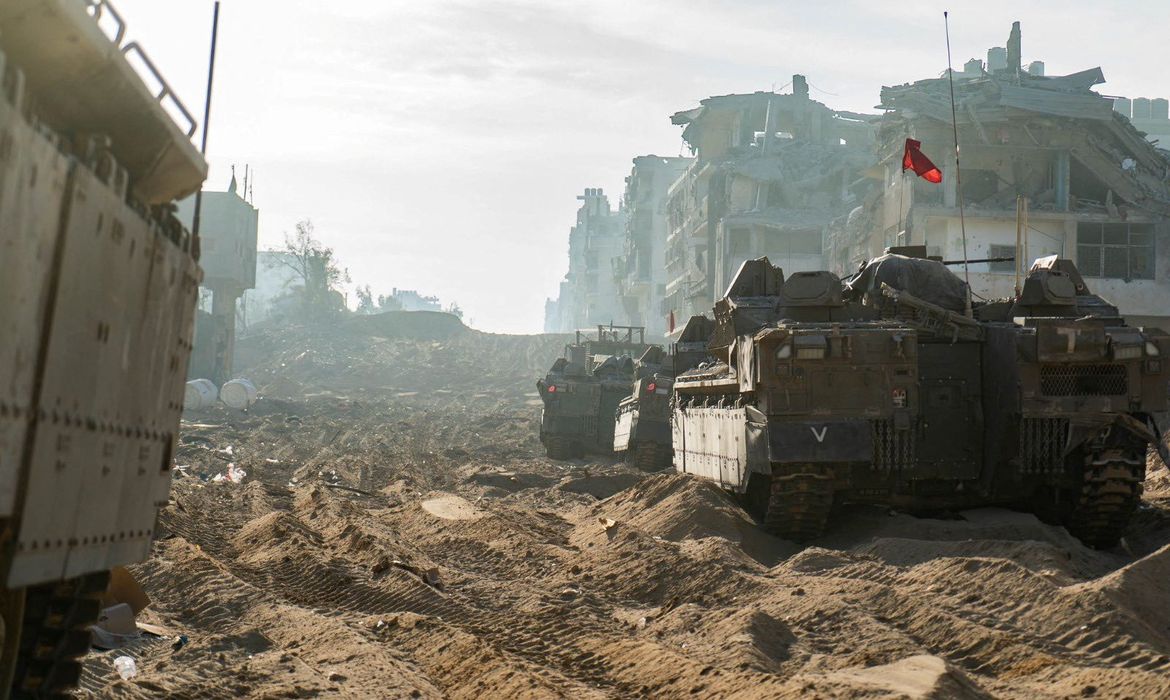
[
  {"left": 548, "top": 385, "right": 557, "bottom": 393},
  {"left": 646, "top": 382, "right": 656, "bottom": 393}
]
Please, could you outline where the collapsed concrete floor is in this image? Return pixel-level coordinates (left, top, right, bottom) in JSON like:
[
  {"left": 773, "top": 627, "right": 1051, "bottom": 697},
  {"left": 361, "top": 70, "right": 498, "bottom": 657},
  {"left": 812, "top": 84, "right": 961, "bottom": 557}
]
[{"left": 80, "top": 315, "right": 1170, "bottom": 698}]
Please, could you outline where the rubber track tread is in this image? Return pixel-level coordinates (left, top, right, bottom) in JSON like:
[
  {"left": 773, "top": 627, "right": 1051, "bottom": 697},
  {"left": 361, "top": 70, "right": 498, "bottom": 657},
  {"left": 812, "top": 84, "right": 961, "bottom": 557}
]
[
  {"left": 11, "top": 570, "right": 109, "bottom": 698},
  {"left": 633, "top": 443, "right": 669, "bottom": 472},
  {"left": 763, "top": 472, "right": 834, "bottom": 542},
  {"left": 1064, "top": 460, "right": 1143, "bottom": 549},
  {"left": 545, "top": 436, "right": 572, "bottom": 461}
]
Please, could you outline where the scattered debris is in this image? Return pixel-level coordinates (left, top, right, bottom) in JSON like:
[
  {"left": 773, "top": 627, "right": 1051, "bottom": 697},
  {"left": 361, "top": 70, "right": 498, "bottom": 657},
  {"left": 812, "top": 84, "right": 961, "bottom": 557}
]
[
  {"left": 92, "top": 566, "right": 154, "bottom": 648},
  {"left": 90, "top": 603, "right": 138, "bottom": 649},
  {"left": 422, "top": 568, "right": 443, "bottom": 590},
  {"left": 324, "top": 483, "right": 375, "bottom": 496},
  {"left": 112, "top": 656, "right": 138, "bottom": 681},
  {"left": 212, "top": 463, "right": 247, "bottom": 484}
]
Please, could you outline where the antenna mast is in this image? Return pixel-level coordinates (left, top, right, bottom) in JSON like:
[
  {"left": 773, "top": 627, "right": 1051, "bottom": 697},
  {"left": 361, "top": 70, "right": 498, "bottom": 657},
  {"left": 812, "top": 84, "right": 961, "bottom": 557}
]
[
  {"left": 191, "top": 1, "right": 221, "bottom": 250},
  {"left": 943, "top": 11, "right": 972, "bottom": 316}
]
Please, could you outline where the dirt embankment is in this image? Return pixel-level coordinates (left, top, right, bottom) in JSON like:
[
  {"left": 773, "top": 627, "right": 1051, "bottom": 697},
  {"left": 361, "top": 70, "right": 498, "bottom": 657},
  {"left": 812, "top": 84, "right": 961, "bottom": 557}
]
[{"left": 81, "top": 312, "right": 1170, "bottom": 698}]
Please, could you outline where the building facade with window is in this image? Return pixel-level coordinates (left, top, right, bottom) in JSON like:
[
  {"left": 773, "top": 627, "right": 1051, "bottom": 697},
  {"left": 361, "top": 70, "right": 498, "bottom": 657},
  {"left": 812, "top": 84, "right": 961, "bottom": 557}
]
[
  {"left": 544, "top": 188, "right": 628, "bottom": 333},
  {"left": 661, "top": 78, "right": 877, "bottom": 334},
  {"left": 614, "top": 155, "right": 692, "bottom": 338},
  {"left": 828, "top": 23, "right": 1170, "bottom": 329}
]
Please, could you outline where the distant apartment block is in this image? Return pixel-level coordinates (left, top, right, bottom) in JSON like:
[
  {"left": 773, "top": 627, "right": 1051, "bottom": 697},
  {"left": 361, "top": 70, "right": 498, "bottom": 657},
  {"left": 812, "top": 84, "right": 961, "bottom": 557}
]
[
  {"left": 545, "top": 188, "right": 627, "bottom": 333},
  {"left": 660, "top": 77, "right": 877, "bottom": 332}
]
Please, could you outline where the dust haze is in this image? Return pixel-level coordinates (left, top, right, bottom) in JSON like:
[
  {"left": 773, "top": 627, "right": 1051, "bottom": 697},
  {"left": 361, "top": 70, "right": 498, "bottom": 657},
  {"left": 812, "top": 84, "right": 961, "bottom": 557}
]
[{"left": 3, "top": 1, "right": 1170, "bottom": 698}]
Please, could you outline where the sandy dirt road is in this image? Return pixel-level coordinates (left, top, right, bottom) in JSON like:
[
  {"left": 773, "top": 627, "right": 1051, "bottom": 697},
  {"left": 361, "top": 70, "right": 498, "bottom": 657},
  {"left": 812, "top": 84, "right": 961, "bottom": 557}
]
[{"left": 79, "top": 314, "right": 1170, "bottom": 698}]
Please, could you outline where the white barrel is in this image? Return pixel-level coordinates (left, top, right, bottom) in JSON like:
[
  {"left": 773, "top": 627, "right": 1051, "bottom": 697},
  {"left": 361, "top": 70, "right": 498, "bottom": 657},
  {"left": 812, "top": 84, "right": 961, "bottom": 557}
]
[
  {"left": 219, "top": 378, "right": 257, "bottom": 410},
  {"left": 183, "top": 379, "right": 217, "bottom": 411}
]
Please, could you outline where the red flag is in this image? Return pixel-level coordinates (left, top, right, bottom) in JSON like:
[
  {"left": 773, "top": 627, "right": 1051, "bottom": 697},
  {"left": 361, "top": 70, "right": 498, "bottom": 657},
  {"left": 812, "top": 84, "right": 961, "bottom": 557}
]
[
  {"left": 668, "top": 310, "right": 676, "bottom": 333},
  {"left": 902, "top": 138, "right": 943, "bottom": 183}
]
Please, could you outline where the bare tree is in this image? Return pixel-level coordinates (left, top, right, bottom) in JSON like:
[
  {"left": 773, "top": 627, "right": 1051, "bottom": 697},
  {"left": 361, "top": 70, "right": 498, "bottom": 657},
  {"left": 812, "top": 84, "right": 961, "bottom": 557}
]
[
  {"left": 355, "top": 284, "right": 375, "bottom": 314},
  {"left": 276, "top": 220, "right": 348, "bottom": 317}
]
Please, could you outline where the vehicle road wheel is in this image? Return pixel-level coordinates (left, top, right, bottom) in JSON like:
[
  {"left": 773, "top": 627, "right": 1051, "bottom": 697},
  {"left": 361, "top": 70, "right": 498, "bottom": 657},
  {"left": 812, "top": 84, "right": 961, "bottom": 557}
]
[{"left": 10, "top": 571, "right": 109, "bottom": 698}]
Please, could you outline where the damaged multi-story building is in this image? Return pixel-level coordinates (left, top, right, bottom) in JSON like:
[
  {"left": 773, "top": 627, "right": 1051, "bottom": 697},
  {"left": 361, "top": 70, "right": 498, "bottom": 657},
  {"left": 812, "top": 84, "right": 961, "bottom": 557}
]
[
  {"left": 831, "top": 22, "right": 1170, "bottom": 328},
  {"left": 613, "top": 155, "right": 692, "bottom": 338},
  {"left": 544, "top": 188, "right": 628, "bottom": 332},
  {"left": 1114, "top": 96, "right": 1170, "bottom": 149},
  {"left": 660, "top": 77, "right": 876, "bottom": 331}
]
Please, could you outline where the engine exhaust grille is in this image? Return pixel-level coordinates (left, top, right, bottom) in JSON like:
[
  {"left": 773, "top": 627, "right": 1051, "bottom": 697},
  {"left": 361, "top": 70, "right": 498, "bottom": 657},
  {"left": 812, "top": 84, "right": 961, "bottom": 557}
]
[{"left": 1040, "top": 364, "right": 1126, "bottom": 397}]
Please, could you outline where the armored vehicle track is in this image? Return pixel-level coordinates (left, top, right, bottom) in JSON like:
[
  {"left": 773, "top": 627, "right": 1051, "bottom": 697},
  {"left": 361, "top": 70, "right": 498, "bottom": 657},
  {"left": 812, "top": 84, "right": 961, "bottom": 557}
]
[
  {"left": 1065, "top": 458, "right": 1145, "bottom": 549},
  {"left": 762, "top": 471, "right": 835, "bottom": 542}
]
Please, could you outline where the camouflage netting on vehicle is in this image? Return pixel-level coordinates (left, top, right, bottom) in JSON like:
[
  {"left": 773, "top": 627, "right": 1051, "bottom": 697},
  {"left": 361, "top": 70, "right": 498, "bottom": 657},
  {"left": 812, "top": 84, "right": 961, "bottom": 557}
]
[{"left": 844, "top": 254, "right": 969, "bottom": 312}]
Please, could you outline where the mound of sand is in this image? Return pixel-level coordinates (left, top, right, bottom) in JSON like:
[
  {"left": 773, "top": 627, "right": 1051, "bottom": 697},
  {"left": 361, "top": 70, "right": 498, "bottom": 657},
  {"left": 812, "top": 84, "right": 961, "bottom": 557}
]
[
  {"left": 1087, "top": 543, "right": 1170, "bottom": 647},
  {"left": 817, "top": 654, "right": 992, "bottom": 699},
  {"left": 593, "top": 473, "right": 758, "bottom": 544},
  {"left": 232, "top": 313, "right": 570, "bottom": 402},
  {"left": 341, "top": 310, "right": 468, "bottom": 340},
  {"left": 421, "top": 494, "right": 485, "bottom": 521}
]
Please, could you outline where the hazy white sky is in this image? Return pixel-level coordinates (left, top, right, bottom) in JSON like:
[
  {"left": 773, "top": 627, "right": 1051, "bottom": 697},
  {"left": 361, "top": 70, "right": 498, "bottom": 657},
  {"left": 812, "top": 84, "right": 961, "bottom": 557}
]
[{"left": 117, "top": 0, "right": 1168, "bottom": 333}]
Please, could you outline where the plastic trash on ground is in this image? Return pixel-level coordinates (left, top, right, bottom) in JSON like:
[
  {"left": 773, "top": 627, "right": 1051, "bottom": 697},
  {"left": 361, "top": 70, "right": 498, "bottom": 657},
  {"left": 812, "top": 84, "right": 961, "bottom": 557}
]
[
  {"left": 113, "top": 656, "right": 137, "bottom": 680},
  {"left": 211, "top": 463, "right": 247, "bottom": 484}
]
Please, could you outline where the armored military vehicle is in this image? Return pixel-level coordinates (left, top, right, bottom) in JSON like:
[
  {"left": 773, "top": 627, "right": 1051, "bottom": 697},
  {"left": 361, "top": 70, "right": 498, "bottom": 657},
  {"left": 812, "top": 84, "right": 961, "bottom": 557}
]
[
  {"left": 673, "top": 255, "right": 1169, "bottom": 547},
  {"left": 537, "top": 325, "right": 653, "bottom": 460},
  {"left": 614, "top": 316, "right": 714, "bottom": 471},
  {"left": 0, "top": 1, "right": 206, "bottom": 694},
  {"left": 673, "top": 258, "right": 920, "bottom": 540},
  {"left": 973, "top": 256, "right": 1170, "bottom": 547}
]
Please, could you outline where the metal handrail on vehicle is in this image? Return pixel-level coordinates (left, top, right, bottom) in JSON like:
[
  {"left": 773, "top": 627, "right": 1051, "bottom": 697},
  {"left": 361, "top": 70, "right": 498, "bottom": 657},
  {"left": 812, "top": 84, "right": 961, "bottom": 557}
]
[
  {"left": 85, "top": 0, "right": 199, "bottom": 138},
  {"left": 84, "top": 0, "right": 126, "bottom": 46},
  {"left": 120, "top": 42, "right": 198, "bottom": 137}
]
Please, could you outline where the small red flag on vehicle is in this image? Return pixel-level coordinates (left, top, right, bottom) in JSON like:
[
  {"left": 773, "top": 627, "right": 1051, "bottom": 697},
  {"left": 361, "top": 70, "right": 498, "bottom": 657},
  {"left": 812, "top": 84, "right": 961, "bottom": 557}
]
[{"left": 902, "top": 138, "right": 943, "bottom": 183}]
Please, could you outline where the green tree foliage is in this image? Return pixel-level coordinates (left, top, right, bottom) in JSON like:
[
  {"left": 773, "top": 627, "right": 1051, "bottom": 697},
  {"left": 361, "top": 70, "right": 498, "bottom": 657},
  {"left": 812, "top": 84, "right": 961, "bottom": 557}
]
[
  {"left": 355, "top": 285, "right": 375, "bottom": 314},
  {"left": 277, "top": 220, "right": 349, "bottom": 318}
]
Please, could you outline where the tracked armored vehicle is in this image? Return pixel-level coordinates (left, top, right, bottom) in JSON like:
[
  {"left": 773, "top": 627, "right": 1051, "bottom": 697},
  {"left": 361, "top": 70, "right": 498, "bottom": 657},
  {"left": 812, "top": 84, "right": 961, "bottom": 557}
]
[
  {"left": 673, "top": 258, "right": 920, "bottom": 540},
  {"left": 673, "top": 255, "right": 1169, "bottom": 547},
  {"left": 537, "top": 325, "right": 653, "bottom": 460},
  {"left": 0, "top": 1, "right": 206, "bottom": 694},
  {"left": 614, "top": 316, "right": 715, "bottom": 471},
  {"left": 974, "top": 256, "right": 1170, "bottom": 547}
]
